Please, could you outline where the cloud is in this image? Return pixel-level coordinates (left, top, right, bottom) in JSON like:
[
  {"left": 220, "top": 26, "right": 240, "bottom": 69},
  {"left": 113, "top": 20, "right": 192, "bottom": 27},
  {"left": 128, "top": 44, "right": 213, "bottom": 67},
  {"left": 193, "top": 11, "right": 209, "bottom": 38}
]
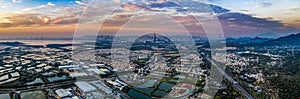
[
  {"left": 239, "top": 9, "right": 249, "bottom": 12},
  {"left": 1, "top": 0, "right": 299, "bottom": 37},
  {"left": 0, "top": 0, "right": 5, "bottom": 8},
  {"left": 97, "top": 14, "right": 135, "bottom": 28},
  {"left": 75, "top": 0, "right": 297, "bottom": 36},
  {"left": 111, "top": 14, "right": 134, "bottom": 20},
  {"left": 75, "top": 1, "right": 88, "bottom": 6},
  {"left": 75, "top": 1, "right": 84, "bottom": 5},
  {"left": 50, "top": 16, "right": 79, "bottom": 25},
  {"left": 121, "top": 3, "right": 141, "bottom": 11},
  {"left": 0, "top": 13, "right": 79, "bottom": 28},
  {"left": 295, "top": 20, "right": 300, "bottom": 22},
  {"left": 259, "top": 2, "right": 273, "bottom": 8},
  {"left": 23, "top": 2, "right": 55, "bottom": 12},
  {"left": 149, "top": 1, "right": 180, "bottom": 8},
  {"left": 289, "top": 7, "right": 300, "bottom": 11},
  {"left": 0, "top": 0, "right": 4, "bottom": 4},
  {"left": 218, "top": 13, "right": 283, "bottom": 28},
  {"left": 0, "top": 14, "right": 42, "bottom": 27},
  {"left": 176, "top": 0, "right": 230, "bottom": 13},
  {"left": 217, "top": 12, "right": 296, "bottom": 36},
  {"left": 12, "top": 0, "right": 23, "bottom": 3}
]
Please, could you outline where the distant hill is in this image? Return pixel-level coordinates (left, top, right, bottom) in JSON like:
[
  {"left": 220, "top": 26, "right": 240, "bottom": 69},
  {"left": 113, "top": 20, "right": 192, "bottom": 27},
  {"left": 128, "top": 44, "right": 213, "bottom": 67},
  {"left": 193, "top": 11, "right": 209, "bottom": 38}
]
[
  {"left": 0, "top": 42, "right": 24, "bottom": 46},
  {"left": 263, "top": 33, "right": 300, "bottom": 46},
  {"left": 256, "top": 32, "right": 280, "bottom": 38},
  {"left": 226, "top": 37, "right": 272, "bottom": 44}
]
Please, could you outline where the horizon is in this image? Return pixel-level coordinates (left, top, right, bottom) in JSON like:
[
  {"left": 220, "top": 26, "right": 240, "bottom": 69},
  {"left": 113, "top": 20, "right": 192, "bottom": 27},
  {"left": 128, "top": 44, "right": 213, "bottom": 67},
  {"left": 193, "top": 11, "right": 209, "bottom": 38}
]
[
  {"left": 0, "top": 0, "right": 299, "bottom": 38},
  {"left": 0, "top": 32, "right": 299, "bottom": 40}
]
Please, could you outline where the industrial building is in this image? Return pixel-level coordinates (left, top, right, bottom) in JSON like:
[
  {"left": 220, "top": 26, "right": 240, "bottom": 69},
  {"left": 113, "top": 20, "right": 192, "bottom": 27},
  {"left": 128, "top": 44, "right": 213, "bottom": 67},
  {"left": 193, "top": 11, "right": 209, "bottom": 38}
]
[{"left": 75, "top": 82, "right": 97, "bottom": 93}]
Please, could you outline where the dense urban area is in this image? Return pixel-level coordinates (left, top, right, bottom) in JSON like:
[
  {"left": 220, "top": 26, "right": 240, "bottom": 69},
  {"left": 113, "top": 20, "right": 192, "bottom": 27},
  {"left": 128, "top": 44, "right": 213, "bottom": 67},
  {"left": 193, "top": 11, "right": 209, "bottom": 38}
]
[{"left": 0, "top": 33, "right": 300, "bottom": 99}]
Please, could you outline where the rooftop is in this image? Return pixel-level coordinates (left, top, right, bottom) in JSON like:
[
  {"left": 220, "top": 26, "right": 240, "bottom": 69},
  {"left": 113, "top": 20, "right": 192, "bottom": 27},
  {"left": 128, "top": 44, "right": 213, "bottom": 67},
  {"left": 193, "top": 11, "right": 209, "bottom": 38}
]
[{"left": 75, "top": 82, "right": 97, "bottom": 93}]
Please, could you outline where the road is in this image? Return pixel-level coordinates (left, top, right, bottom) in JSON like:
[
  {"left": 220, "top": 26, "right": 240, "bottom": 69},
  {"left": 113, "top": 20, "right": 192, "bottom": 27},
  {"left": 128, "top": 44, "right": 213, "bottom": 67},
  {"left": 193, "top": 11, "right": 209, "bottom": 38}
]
[{"left": 206, "top": 55, "right": 254, "bottom": 99}]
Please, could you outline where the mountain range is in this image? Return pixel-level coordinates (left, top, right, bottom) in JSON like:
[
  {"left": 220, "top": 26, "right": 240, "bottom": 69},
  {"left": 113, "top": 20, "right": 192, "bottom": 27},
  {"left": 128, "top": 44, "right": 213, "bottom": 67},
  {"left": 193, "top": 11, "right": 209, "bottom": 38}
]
[
  {"left": 227, "top": 33, "right": 300, "bottom": 46},
  {"left": 263, "top": 33, "right": 300, "bottom": 46},
  {"left": 256, "top": 32, "right": 280, "bottom": 38},
  {"left": 226, "top": 37, "right": 272, "bottom": 44}
]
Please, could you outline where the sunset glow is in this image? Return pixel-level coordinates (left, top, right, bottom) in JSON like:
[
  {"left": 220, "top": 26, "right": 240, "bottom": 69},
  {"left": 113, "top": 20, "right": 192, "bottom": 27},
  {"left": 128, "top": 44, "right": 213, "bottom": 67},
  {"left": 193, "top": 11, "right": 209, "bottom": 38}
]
[{"left": 0, "top": 0, "right": 299, "bottom": 37}]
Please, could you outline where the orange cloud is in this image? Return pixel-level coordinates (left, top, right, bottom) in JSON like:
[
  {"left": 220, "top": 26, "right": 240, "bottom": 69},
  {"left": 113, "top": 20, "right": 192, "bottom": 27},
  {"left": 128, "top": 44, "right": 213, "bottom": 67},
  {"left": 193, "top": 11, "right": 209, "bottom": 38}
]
[
  {"left": 0, "top": 24, "right": 76, "bottom": 37},
  {"left": 42, "top": 16, "right": 50, "bottom": 24},
  {"left": 122, "top": 3, "right": 141, "bottom": 11},
  {"left": 0, "top": 13, "right": 79, "bottom": 28}
]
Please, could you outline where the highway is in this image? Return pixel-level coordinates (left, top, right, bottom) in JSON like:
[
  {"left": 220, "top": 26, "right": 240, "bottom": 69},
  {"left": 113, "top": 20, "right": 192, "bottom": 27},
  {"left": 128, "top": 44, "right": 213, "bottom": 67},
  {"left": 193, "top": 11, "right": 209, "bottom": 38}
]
[{"left": 206, "top": 55, "right": 254, "bottom": 99}]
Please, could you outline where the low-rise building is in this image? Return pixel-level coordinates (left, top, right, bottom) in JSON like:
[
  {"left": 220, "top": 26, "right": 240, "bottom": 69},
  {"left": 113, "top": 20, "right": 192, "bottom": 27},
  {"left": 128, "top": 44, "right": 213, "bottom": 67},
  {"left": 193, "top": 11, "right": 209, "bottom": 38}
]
[
  {"left": 55, "top": 89, "right": 72, "bottom": 98},
  {"left": 75, "top": 82, "right": 97, "bottom": 93}
]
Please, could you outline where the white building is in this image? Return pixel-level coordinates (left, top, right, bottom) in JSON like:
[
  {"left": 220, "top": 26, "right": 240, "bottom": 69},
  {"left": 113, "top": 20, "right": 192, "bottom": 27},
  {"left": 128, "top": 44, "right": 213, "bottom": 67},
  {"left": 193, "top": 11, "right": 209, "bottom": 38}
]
[
  {"left": 75, "top": 82, "right": 97, "bottom": 92},
  {"left": 55, "top": 89, "right": 72, "bottom": 98},
  {"left": 69, "top": 72, "right": 88, "bottom": 78}
]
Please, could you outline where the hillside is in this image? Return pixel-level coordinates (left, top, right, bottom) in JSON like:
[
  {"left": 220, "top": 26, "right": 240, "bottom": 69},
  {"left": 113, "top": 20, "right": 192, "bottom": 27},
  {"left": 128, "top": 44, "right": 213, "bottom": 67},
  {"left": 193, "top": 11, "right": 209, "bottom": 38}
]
[{"left": 263, "top": 33, "right": 300, "bottom": 46}]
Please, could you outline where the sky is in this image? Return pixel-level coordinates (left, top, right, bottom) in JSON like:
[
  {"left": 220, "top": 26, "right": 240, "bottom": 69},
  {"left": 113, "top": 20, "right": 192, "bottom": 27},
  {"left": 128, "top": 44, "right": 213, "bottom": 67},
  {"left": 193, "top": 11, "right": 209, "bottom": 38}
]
[{"left": 0, "top": 0, "right": 300, "bottom": 38}]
